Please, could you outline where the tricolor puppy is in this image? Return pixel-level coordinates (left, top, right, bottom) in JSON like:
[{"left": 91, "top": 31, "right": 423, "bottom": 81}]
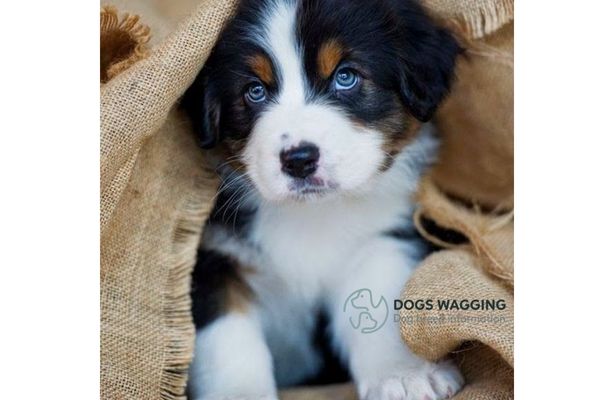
[{"left": 182, "top": 0, "right": 463, "bottom": 399}]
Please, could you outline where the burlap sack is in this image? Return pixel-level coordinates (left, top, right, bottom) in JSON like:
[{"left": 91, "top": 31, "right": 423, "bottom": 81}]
[
  {"left": 431, "top": 21, "right": 514, "bottom": 210},
  {"left": 400, "top": 2, "right": 514, "bottom": 398},
  {"left": 100, "top": 0, "right": 513, "bottom": 399},
  {"left": 100, "top": 2, "right": 235, "bottom": 399},
  {"left": 422, "top": 0, "right": 513, "bottom": 39}
]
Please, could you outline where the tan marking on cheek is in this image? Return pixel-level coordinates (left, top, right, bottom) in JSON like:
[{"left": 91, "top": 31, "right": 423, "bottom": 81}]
[
  {"left": 382, "top": 116, "right": 421, "bottom": 153},
  {"left": 378, "top": 113, "right": 422, "bottom": 171},
  {"left": 247, "top": 54, "right": 274, "bottom": 85},
  {"left": 317, "top": 39, "right": 344, "bottom": 78}
]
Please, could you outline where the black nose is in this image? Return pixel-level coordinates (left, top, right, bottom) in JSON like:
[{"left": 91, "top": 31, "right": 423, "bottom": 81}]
[{"left": 280, "top": 142, "right": 320, "bottom": 179}]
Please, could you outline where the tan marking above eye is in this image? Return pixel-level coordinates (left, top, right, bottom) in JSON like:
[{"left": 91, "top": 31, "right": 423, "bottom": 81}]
[
  {"left": 317, "top": 39, "right": 344, "bottom": 79},
  {"left": 247, "top": 54, "right": 274, "bottom": 85}
]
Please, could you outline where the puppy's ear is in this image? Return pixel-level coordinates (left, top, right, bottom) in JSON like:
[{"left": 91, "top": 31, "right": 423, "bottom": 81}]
[
  {"left": 181, "top": 71, "right": 221, "bottom": 149},
  {"left": 394, "top": 4, "right": 461, "bottom": 122}
]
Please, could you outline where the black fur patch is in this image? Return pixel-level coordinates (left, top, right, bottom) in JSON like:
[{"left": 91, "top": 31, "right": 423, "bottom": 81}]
[
  {"left": 387, "top": 216, "right": 469, "bottom": 256},
  {"left": 417, "top": 216, "right": 469, "bottom": 247},
  {"left": 387, "top": 220, "right": 433, "bottom": 258},
  {"left": 191, "top": 249, "right": 252, "bottom": 329},
  {"left": 302, "top": 310, "right": 350, "bottom": 385}
]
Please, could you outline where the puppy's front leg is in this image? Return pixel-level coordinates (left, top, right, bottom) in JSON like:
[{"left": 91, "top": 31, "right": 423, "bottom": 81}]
[
  {"left": 329, "top": 237, "right": 464, "bottom": 400},
  {"left": 188, "top": 312, "right": 278, "bottom": 400}
]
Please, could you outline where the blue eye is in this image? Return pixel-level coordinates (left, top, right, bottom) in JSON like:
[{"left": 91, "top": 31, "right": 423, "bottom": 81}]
[
  {"left": 335, "top": 68, "right": 359, "bottom": 90},
  {"left": 246, "top": 83, "right": 266, "bottom": 103}
]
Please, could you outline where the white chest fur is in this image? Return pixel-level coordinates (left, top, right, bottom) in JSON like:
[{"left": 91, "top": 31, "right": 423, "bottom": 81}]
[
  {"left": 246, "top": 125, "right": 436, "bottom": 301},
  {"left": 250, "top": 188, "right": 410, "bottom": 297}
]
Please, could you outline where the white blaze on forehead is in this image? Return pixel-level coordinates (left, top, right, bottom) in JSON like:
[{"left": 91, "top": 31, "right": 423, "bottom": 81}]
[{"left": 259, "top": 0, "right": 306, "bottom": 106}]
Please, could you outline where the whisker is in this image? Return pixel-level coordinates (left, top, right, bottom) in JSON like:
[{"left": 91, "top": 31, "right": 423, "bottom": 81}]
[
  {"left": 210, "top": 169, "right": 250, "bottom": 202},
  {"left": 214, "top": 176, "right": 252, "bottom": 221},
  {"left": 229, "top": 186, "right": 256, "bottom": 233}
]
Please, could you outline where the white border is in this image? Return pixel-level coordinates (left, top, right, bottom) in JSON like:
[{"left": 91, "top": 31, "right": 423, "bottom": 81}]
[
  {"left": 1, "top": 0, "right": 600, "bottom": 398},
  {"left": 516, "top": 0, "right": 600, "bottom": 398},
  {"left": 0, "top": 1, "right": 99, "bottom": 399}
]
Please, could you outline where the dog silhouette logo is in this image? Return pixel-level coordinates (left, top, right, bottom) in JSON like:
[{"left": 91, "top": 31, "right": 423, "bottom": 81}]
[{"left": 343, "top": 288, "right": 389, "bottom": 334}]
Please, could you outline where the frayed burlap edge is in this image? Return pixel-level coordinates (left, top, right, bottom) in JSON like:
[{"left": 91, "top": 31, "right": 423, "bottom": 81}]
[
  {"left": 100, "top": 1, "right": 235, "bottom": 397},
  {"left": 423, "top": 0, "right": 514, "bottom": 39},
  {"left": 160, "top": 196, "right": 213, "bottom": 400},
  {"left": 414, "top": 177, "right": 514, "bottom": 287},
  {"left": 100, "top": 6, "right": 151, "bottom": 83}
]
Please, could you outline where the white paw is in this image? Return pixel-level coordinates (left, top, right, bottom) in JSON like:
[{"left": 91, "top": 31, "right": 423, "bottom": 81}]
[{"left": 360, "top": 360, "right": 464, "bottom": 400}]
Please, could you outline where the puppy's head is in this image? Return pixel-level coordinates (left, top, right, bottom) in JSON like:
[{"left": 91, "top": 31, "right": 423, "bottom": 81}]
[{"left": 183, "top": 0, "right": 459, "bottom": 202}]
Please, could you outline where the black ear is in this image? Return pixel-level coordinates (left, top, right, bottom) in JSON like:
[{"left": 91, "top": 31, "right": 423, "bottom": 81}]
[
  {"left": 181, "top": 72, "right": 221, "bottom": 149},
  {"left": 395, "top": 7, "right": 461, "bottom": 122}
]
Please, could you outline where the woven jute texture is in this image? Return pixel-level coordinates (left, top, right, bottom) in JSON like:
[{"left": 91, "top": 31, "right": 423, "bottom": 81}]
[
  {"left": 399, "top": 247, "right": 514, "bottom": 400},
  {"left": 423, "top": 0, "right": 513, "bottom": 39},
  {"left": 100, "top": 1, "right": 235, "bottom": 399},
  {"left": 100, "top": 1, "right": 513, "bottom": 399},
  {"left": 432, "top": 21, "right": 514, "bottom": 210}
]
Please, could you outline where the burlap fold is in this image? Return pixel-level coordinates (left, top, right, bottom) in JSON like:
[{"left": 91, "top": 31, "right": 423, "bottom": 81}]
[
  {"left": 400, "top": 248, "right": 513, "bottom": 366},
  {"left": 100, "top": 6, "right": 151, "bottom": 83},
  {"left": 423, "top": 0, "right": 513, "bottom": 39},
  {"left": 400, "top": 15, "right": 514, "bottom": 396},
  {"left": 414, "top": 177, "right": 514, "bottom": 287},
  {"left": 100, "top": 2, "right": 235, "bottom": 399},
  {"left": 432, "top": 21, "right": 514, "bottom": 210}
]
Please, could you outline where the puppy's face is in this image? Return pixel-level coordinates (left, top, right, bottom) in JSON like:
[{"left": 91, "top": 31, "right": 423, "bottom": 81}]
[{"left": 183, "top": 0, "right": 459, "bottom": 202}]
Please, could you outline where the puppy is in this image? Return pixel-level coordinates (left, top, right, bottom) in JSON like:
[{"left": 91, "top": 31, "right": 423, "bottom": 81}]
[{"left": 182, "top": 0, "right": 462, "bottom": 399}]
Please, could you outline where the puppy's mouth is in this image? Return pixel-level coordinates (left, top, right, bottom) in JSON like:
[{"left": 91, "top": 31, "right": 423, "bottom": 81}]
[{"left": 287, "top": 176, "right": 339, "bottom": 201}]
